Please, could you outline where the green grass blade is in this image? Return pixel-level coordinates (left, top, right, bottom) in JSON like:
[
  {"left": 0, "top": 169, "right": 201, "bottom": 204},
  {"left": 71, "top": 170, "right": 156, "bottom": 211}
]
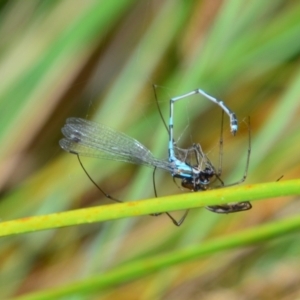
[{"left": 1, "top": 179, "right": 299, "bottom": 237}]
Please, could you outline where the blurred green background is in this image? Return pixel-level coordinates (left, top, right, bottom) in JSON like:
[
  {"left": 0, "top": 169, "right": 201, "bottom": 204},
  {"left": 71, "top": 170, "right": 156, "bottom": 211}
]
[{"left": 0, "top": 0, "right": 300, "bottom": 299}]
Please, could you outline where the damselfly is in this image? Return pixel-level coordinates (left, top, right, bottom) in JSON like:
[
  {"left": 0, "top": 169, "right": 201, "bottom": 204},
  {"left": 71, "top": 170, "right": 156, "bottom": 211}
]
[{"left": 60, "top": 88, "right": 251, "bottom": 226}]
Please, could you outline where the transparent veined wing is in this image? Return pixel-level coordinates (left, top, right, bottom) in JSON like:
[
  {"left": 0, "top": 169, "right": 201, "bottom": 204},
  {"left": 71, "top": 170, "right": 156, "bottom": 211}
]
[{"left": 59, "top": 118, "right": 173, "bottom": 172}]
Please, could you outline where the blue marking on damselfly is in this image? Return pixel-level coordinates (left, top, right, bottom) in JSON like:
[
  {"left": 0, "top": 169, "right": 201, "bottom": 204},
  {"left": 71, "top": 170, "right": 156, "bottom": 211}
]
[{"left": 60, "top": 88, "right": 251, "bottom": 226}]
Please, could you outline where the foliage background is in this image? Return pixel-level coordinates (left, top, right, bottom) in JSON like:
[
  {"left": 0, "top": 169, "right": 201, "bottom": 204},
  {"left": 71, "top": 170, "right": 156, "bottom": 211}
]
[{"left": 0, "top": 0, "right": 300, "bottom": 299}]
